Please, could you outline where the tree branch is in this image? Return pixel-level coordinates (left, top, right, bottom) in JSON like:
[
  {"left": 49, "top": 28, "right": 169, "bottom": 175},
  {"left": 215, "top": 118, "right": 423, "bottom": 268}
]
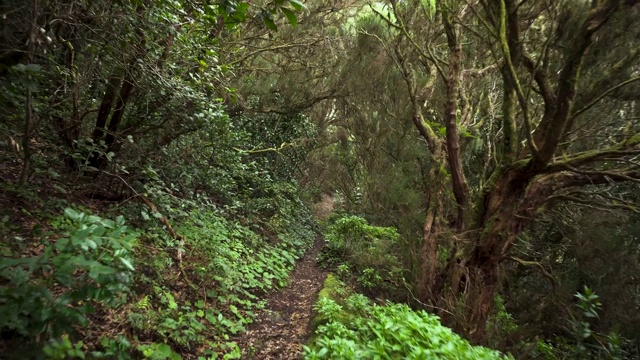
[
  {"left": 570, "top": 75, "right": 640, "bottom": 120},
  {"left": 531, "top": 0, "right": 621, "bottom": 170},
  {"left": 548, "top": 191, "right": 640, "bottom": 213},
  {"left": 545, "top": 137, "right": 640, "bottom": 172},
  {"left": 507, "top": 256, "right": 558, "bottom": 290}
]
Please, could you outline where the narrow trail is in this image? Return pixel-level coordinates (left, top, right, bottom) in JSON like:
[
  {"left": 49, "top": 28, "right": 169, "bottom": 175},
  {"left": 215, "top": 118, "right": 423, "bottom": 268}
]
[{"left": 235, "top": 236, "right": 328, "bottom": 359}]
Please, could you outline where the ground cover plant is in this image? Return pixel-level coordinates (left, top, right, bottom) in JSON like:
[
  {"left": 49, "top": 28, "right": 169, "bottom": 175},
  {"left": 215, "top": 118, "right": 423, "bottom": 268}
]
[
  {"left": 304, "top": 275, "right": 511, "bottom": 360},
  {"left": 317, "top": 215, "right": 403, "bottom": 296}
]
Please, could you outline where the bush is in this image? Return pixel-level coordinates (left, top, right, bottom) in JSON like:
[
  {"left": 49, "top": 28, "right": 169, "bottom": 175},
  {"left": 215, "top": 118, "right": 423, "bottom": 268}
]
[
  {"left": 304, "top": 276, "right": 511, "bottom": 360},
  {"left": 318, "top": 215, "right": 402, "bottom": 293},
  {"left": 0, "top": 209, "right": 137, "bottom": 355}
]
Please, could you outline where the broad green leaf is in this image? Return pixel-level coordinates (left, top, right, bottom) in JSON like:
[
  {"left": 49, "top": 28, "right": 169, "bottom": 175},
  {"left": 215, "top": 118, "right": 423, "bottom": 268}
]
[
  {"left": 157, "top": 343, "right": 172, "bottom": 356},
  {"left": 264, "top": 17, "right": 278, "bottom": 31},
  {"left": 281, "top": 8, "right": 297, "bottom": 27},
  {"left": 65, "top": 208, "right": 84, "bottom": 221}
]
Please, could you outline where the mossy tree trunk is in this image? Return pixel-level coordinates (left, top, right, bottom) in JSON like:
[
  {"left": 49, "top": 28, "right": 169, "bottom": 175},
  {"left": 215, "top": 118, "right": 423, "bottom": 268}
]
[{"left": 380, "top": 0, "right": 639, "bottom": 342}]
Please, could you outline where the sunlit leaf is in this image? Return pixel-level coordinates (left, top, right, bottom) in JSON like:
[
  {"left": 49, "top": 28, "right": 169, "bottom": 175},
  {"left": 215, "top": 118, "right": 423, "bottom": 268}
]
[
  {"left": 289, "top": 0, "right": 306, "bottom": 11},
  {"left": 119, "top": 257, "right": 134, "bottom": 271}
]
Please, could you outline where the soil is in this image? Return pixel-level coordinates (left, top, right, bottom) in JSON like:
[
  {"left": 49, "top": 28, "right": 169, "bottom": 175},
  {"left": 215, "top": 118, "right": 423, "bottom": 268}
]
[{"left": 234, "top": 236, "right": 328, "bottom": 359}]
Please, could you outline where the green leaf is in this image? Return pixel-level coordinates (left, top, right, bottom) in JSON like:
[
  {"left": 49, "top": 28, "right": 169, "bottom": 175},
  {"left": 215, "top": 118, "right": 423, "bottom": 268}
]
[
  {"left": 289, "top": 0, "right": 306, "bottom": 11},
  {"left": 421, "top": 0, "right": 436, "bottom": 17},
  {"left": 65, "top": 208, "right": 84, "bottom": 222},
  {"left": 85, "top": 239, "right": 98, "bottom": 250},
  {"left": 118, "top": 257, "right": 134, "bottom": 271},
  {"left": 157, "top": 343, "right": 173, "bottom": 357},
  {"left": 281, "top": 8, "right": 297, "bottom": 27},
  {"left": 264, "top": 17, "right": 278, "bottom": 31}
]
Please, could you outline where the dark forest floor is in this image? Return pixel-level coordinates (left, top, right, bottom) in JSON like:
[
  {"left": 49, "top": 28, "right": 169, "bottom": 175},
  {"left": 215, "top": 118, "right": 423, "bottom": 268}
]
[{"left": 233, "top": 236, "right": 328, "bottom": 359}]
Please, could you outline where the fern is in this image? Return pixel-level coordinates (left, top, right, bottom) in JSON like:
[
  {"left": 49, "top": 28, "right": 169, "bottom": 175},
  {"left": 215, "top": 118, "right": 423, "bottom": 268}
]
[{"left": 135, "top": 295, "right": 151, "bottom": 310}]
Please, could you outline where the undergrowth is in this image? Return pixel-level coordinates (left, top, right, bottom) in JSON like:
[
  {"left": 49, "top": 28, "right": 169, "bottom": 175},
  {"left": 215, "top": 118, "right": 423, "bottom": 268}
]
[
  {"left": 304, "top": 276, "right": 512, "bottom": 360},
  {"left": 0, "top": 208, "right": 138, "bottom": 358},
  {"left": 0, "top": 179, "right": 316, "bottom": 359},
  {"left": 317, "top": 215, "right": 403, "bottom": 296},
  {"left": 127, "top": 209, "right": 314, "bottom": 358}
]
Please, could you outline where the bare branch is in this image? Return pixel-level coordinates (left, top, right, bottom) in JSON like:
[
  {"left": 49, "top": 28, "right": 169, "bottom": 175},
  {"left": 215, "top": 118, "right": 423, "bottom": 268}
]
[
  {"left": 545, "top": 137, "right": 640, "bottom": 172},
  {"left": 570, "top": 75, "right": 640, "bottom": 120},
  {"left": 549, "top": 194, "right": 640, "bottom": 213},
  {"left": 507, "top": 256, "right": 558, "bottom": 290}
]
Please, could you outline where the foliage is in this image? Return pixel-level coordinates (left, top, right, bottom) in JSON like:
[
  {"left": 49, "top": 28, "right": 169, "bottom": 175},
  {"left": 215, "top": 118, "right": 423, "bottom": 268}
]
[
  {"left": 504, "top": 206, "right": 640, "bottom": 356},
  {"left": 125, "top": 204, "right": 313, "bottom": 356},
  {"left": 318, "top": 215, "right": 402, "bottom": 294},
  {"left": 2, "top": 0, "right": 639, "bottom": 356},
  {"left": 305, "top": 0, "right": 640, "bottom": 347},
  {"left": 0, "top": 209, "right": 136, "bottom": 356},
  {"left": 304, "top": 276, "right": 511, "bottom": 360},
  {"left": 508, "top": 286, "right": 636, "bottom": 360},
  {"left": 568, "top": 287, "right": 629, "bottom": 359},
  {"left": 137, "top": 342, "right": 182, "bottom": 360},
  {"left": 310, "top": 274, "right": 351, "bottom": 330},
  {"left": 90, "top": 335, "right": 133, "bottom": 359},
  {"left": 486, "top": 295, "right": 518, "bottom": 349},
  {"left": 1, "top": 0, "right": 319, "bottom": 357},
  {"left": 234, "top": 110, "right": 318, "bottom": 182},
  {"left": 42, "top": 335, "right": 86, "bottom": 360}
]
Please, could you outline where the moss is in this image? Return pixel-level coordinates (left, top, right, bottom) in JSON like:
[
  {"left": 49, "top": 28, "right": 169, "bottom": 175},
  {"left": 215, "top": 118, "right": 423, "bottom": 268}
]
[
  {"left": 310, "top": 273, "right": 350, "bottom": 332},
  {"left": 317, "top": 273, "right": 345, "bottom": 301}
]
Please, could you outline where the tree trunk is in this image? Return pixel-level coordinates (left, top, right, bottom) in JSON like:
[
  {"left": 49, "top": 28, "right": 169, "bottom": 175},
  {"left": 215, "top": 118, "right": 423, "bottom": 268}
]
[
  {"left": 417, "top": 194, "right": 440, "bottom": 302},
  {"left": 443, "top": 165, "right": 547, "bottom": 341},
  {"left": 104, "top": 76, "right": 135, "bottom": 151},
  {"left": 19, "top": 0, "right": 38, "bottom": 185},
  {"left": 93, "top": 75, "right": 121, "bottom": 141}
]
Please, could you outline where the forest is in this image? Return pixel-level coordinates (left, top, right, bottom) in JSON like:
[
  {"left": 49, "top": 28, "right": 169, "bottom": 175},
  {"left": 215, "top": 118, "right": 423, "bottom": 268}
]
[{"left": 1, "top": 0, "right": 639, "bottom": 359}]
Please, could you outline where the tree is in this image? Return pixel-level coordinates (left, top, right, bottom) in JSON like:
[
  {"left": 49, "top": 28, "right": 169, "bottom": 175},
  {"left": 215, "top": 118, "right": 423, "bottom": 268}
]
[
  {"left": 340, "top": 0, "right": 640, "bottom": 340},
  {"left": 0, "top": 0, "right": 310, "bottom": 177}
]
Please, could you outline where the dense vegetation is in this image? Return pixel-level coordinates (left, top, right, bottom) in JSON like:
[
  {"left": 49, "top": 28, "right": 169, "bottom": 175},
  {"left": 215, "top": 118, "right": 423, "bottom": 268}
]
[
  {"left": 1, "top": 0, "right": 639, "bottom": 359},
  {"left": 304, "top": 274, "right": 510, "bottom": 359}
]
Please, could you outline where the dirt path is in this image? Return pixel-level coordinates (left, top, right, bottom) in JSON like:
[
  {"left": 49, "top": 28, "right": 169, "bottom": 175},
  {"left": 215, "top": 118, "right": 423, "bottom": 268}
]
[{"left": 235, "top": 237, "right": 328, "bottom": 359}]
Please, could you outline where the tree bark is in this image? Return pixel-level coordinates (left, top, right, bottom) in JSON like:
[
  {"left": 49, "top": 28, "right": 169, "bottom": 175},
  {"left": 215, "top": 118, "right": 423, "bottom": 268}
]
[
  {"left": 104, "top": 76, "right": 135, "bottom": 151},
  {"left": 93, "top": 75, "right": 121, "bottom": 142},
  {"left": 19, "top": 0, "right": 39, "bottom": 185},
  {"left": 443, "top": 12, "right": 469, "bottom": 230}
]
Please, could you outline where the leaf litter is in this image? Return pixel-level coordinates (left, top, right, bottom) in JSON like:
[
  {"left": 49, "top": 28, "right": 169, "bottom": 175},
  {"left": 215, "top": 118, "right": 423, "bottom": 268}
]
[{"left": 233, "top": 237, "right": 327, "bottom": 359}]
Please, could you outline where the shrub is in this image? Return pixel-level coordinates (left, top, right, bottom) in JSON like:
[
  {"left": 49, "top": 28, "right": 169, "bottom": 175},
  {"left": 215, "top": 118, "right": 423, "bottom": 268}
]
[
  {"left": 486, "top": 295, "right": 518, "bottom": 348},
  {"left": 318, "top": 215, "right": 402, "bottom": 293},
  {"left": 0, "top": 208, "right": 137, "bottom": 355},
  {"left": 304, "top": 277, "right": 511, "bottom": 360}
]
